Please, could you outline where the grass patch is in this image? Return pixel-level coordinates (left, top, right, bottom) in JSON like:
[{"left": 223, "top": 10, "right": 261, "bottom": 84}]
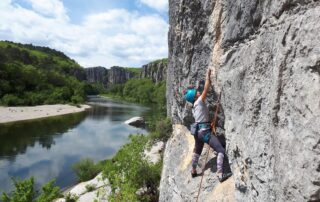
[{"left": 72, "top": 158, "right": 102, "bottom": 182}]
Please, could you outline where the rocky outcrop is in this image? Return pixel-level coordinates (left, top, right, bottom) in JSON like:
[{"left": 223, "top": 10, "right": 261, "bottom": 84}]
[
  {"left": 85, "top": 66, "right": 134, "bottom": 88},
  {"left": 140, "top": 59, "right": 168, "bottom": 83},
  {"left": 159, "top": 125, "right": 235, "bottom": 202},
  {"left": 55, "top": 173, "right": 110, "bottom": 202},
  {"left": 108, "top": 66, "right": 134, "bottom": 85},
  {"left": 85, "top": 66, "right": 108, "bottom": 85},
  {"left": 124, "top": 117, "right": 145, "bottom": 128},
  {"left": 144, "top": 141, "right": 165, "bottom": 164},
  {"left": 69, "top": 68, "right": 86, "bottom": 81},
  {"left": 165, "top": 0, "right": 320, "bottom": 202}
]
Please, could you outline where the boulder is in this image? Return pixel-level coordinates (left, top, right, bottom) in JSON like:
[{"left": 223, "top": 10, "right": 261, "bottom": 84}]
[
  {"left": 125, "top": 117, "right": 145, "bottom": 128},
  {"left": 55, "top": 173, "right": 111, "bottom": 202},
  {"left": 144, "top": 141, "right": 165, "bottom": 164}
]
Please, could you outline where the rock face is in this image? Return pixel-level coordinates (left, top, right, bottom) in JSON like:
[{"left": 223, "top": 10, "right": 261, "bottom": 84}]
[
  {"left": 85, "top": 66, "right": 108, "bottom": 85},
  {"left": 159, "top": 125, "right": 235, "bottom": 202},
  {"left": 108, "top": 66, "right": 134, "bottom": 85},
  {"left": 144, "top": 141, "right": 165, "bottom": 164},
  {"left": 140, "top": 59, "right": 168, "bottom": 83},
  {"left": 165, "top": 0, "right": 320, "bottom": 202},
  {"left": 69, "top": 68, "right": 86, "bottom": 81},
  {"left": 85, "top": 66, "right": 134, "bottom": 88}
]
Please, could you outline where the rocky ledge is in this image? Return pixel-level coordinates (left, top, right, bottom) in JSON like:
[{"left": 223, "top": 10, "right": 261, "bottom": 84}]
[
  {"left": 55, "top": 173, "right": 110, "bottom": 202},
  {"left": 159, "top": 125, "right": 235, "bottom": 202}
]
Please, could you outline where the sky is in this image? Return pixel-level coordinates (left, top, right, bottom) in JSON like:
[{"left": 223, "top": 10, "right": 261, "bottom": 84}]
[{"left": 0, "top": 0, "right": 169, "bottom": 68}]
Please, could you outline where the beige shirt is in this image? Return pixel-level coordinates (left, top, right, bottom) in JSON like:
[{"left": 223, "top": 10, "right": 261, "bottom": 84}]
[{"left": 192, "top": 95, "right": 209, "bottom": 123}]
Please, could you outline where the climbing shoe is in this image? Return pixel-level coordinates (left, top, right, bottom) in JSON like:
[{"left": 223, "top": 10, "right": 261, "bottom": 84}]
[
  {"left": 217, "top": 172, "right": 232, "bottom": 183},
  {"left": 191, "top": 170, "right": 198, "bottom": 178}
]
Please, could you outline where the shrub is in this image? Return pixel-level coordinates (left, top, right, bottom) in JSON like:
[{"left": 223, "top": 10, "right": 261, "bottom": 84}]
[
  {"left": 36, "top": 180, "right": 62, "bottom": 202},
  {"left": 1, "top": 177, "right": 61, "bottom": 202},
  {"left": 85, "top": 184, "right": 97, "bottom": 192},
  {"left": 1, "top": 94, "right": 23, "bottom": 106},
  {"left": 103, "top": 134, "right": 162, "bottom": 202},
  {"left": 72, "top": 158, "right": 100, "bottom": 182},
  {"left": 71, "top": 95, "right": 84, "bottom": 104},
  {"left": 1, "top": 177, "right": 35, "bottom": 202},
  {"left": 65, "top": 193, "right": 78, "bottom": 202},
  {"left": 149, "top": 118, "right": 172, "bottom": 142}
]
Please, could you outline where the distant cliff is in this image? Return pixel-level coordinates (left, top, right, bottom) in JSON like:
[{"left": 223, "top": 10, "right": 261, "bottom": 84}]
[
  {"left": 85, "top": 66, "right": 107, "bottom": 84},
  {"left": 163, "top": 0, "right": 320, "bottom": 202},
  {"left": 85, "top": 59, "right": 168, "bottom": 88},
  {"left": 85, "top": 66, "right": 135, "bottom": 88},
  {"left": 108, "top": 66, "right": 134, "bottom": 85},
  {"left": 140, "top": 59, "right": 168, "bottom": 83}
]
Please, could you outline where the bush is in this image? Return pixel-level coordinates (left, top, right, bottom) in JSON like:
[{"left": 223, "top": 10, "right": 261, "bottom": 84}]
[
  {"left": 1, "top": 177, "right": 61, "bottom": 202},
  {"left": 1, "top": 177, "right": 35, "bottom": 202},
  {"left": 149, "top": 118, "right": 172, "bottom": 142},
  {"left": 65, "top": 193, "right": 78, "bottom": 202},
  {"left": 85, "top": 184, "right": 96, "bottom": 192},
  {"left": 71, "top": 95, "right": 84, "bottom": 104},
  {"left": 72, "top": 158, "right": 100, "bottom": 182},
  {"left": 103, "top": 134, "right": 161, "bottom": 202},
  {"left": 1, "top": 94, "right": 23, "bottom": 106},
  {"left": 36, "top": 180, "right": 62, "bottom": 202}
]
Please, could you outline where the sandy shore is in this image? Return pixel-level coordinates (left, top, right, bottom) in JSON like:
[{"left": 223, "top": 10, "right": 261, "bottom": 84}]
[{"left": 0, "top": 104, "right": 91, "bottom": 124}]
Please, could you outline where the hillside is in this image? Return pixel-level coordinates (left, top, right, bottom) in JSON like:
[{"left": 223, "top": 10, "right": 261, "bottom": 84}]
[
  {"left": 0, "top": 41, "right": 86, "bottom": 106},
  {"left": 163, "top": 0, "right": 320, "bottom": 202}
]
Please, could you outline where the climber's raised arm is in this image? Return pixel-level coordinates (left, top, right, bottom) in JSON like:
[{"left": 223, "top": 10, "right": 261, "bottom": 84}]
[{"left": 201, "top": 69, "right": 211, "bottom": 102}]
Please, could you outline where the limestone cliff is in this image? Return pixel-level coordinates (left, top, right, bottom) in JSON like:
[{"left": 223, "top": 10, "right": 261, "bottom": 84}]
[
  {"left": 85, "top": 66, "right": 134, "bottom": 88},
  {"left": 163, "top": 0, "right": 320, "bottom": 201},
  {"left": 85, "top": 66, "right": 107, "bottom": 85},
  {"left": 140, "top": 59, "right": 168, "bottom": 83},
  {"left": 107, "top": 66, "right": 134, "bottom": 85}
]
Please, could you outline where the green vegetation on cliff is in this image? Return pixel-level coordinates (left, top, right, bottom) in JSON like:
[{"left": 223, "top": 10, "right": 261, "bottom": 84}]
[
  {"left": 103, "top": 79, "right": 166, "bottom": 111},
  {"left": 150, "top": 58, "right": 168, "bottom": 65},
  {"left": 100, "top": 75, "right": 171, "bottom": 201},
  {"left": 125, "top": 67, "right": 141, "bottom": 78},
  {"left": 0, "top": 41, "right": 86, "bottom": 106},
  {"left": 104, "top": 134, "right": 162, "bottom": 201}
]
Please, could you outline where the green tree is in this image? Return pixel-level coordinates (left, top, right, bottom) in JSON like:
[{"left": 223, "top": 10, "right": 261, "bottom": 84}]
[
  {"left": 1, "top": 178, "right": 35, "bottom": 202},
  {"left": 1, "top": 178, "right": 61, "bottom": 202}
]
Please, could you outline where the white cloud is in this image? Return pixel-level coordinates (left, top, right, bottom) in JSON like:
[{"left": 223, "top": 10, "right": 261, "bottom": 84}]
[
  {"left": 26, "top": 0, "right": 69, "bottom": 21},
  {"left": 138, "top": 0, "right": 168, "bottom": 12},
  {"left": 0, "top": 2, "right": 168, "bottom": 68}
]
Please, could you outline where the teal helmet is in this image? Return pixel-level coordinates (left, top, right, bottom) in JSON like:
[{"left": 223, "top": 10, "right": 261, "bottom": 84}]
[{"left": 184, "top": 89, "right": 197, "bottom": 103}]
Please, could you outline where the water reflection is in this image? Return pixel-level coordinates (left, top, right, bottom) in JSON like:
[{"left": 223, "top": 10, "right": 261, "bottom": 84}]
[
  {"left": 0, "top": 113, "right": 86, "bottom": 161},
  {"left": 0, "top": 97, "right": 148, "bottom": 193}
]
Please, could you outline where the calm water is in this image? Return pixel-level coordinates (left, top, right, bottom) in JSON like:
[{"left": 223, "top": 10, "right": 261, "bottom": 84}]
[{"left": 0, "top": 96, "right": 150, "bottom": 193}]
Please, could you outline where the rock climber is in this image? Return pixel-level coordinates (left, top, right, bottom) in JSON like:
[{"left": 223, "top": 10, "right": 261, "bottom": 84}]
[{"left": 184, "top": 69, "right": 232, "bottom": 182}]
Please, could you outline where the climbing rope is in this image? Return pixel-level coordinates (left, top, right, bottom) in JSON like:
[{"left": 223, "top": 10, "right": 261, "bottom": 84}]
[{"left": 195, "top": 91, "right": 222, "bottom": 202}]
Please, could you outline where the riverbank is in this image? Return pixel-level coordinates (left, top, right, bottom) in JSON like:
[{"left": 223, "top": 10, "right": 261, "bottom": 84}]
[{"left": 0, "top": 104, "right": 91, "bottom": 124}]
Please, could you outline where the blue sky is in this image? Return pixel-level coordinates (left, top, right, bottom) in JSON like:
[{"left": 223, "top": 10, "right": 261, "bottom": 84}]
[{"left": 0, "top": 0, "right": 168, "bottom": 67}]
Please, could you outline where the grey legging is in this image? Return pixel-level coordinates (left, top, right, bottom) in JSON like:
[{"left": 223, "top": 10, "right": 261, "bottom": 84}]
[{"left": 192, "top": 129, "right": 225, "bottom": 172}]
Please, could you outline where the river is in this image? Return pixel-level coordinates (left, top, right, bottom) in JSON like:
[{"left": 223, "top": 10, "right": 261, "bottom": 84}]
[{"left": 0, "top": 96, "right": 150, "bottom": 193}]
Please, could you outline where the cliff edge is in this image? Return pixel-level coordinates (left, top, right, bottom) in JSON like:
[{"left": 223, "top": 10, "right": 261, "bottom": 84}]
[{"left": 163, "top": 0, "right": 320, "bottom": 201}]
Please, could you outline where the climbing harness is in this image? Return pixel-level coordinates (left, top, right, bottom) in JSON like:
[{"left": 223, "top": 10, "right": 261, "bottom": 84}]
[{"left": 195, "top": 90, "right": 222, "bottom": 202}]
